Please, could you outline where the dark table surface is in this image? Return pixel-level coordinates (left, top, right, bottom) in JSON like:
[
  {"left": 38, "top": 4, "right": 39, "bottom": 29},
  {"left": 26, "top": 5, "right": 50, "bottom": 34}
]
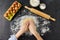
[{"left": 0, "top": 0, "right": 60, "bottom": 40}]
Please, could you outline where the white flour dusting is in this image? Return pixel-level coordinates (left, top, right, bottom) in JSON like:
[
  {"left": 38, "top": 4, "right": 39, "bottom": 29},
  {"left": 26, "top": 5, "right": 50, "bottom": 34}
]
[
  {"left": 10, "top": 9, "right": 51, "bottom": 36},
  {"left": 10, "top": 15, "right": 39, "bottom": 35}
]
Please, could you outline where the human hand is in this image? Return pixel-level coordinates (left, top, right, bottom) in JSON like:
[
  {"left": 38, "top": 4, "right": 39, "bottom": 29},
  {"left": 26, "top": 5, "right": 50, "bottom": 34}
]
[
  {"left": 15, "top": 18, "right": 43, "bottom": 40},
  {"left": 20, "top": 19, "right": 29, "bottom": 33},
  {"left": 15, "top": 19, "right": 29, "bottom": 38},
  {"left": 28, "top": 19, "right": 37, "bottom": 34},
  {"left": 28, "top": 19, "right": 43, "bottom": 40}
]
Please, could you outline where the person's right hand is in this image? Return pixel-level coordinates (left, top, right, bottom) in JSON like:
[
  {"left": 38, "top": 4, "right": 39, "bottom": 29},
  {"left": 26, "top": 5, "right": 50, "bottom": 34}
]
[
  {"left": 28, "top": 19, "right": 37, "bottom": 34},
  {"left": 28, "top": 19, "right": 43, "bottom": 40}
]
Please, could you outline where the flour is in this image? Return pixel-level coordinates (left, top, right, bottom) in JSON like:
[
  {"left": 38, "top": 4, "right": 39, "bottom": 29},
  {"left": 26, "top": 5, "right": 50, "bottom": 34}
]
[
  {"left": 30, "top": 0, "right": 40, "bottom": 7},
  {"left": 11, "top": 15, "right": 39, "bottom": 35},
  {"left": 40, "top": 3, "right": 46, "bottom": 10},
  {"left": 19, "top": 15, "right": 39, "bottom": 28},
  {"left": 10, "top": 9, "right": 51, "bottom": 36}
]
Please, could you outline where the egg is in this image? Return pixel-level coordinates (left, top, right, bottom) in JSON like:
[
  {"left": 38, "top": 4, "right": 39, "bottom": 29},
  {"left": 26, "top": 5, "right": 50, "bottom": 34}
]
[
  {"left": 15, "top": 4, "right": 18, "bottom": 7},
  {"left": 5, "top": 12, "right": 9, "bottom": 17},
  {"left": 15, "top": 7, "right": 18, "bottom": 11},
  {"left": 13, "top": 10, "right": 16, "bottom": 13},
  {"left": 18, "top": 3, "right": 20, "bottom": 8},
  {"left": 11, "top": 7, "right": 13, "bottom": 11}
]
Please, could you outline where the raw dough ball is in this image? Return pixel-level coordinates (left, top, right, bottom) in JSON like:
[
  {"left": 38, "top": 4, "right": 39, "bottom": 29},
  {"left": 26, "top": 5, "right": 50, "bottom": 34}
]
[
  {"left": 40, "top": 3, "right": 46, "bottom": 10},
  {"left": 30, "top": 0, "right": 40, "bottom": 7}
]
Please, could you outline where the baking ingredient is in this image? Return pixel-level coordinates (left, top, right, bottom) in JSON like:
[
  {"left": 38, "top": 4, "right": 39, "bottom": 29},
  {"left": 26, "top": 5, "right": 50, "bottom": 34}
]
[
  {"left": 4, "top": 1, "right": 22, "bottom": 21},
  {"left": 11, "top": 15, "right": 39, "bottom": 35},
  {"left": 10, "top": 9, "right": 51, "bottom": 36},
  {"left": 40, "top": 3, "right": 46, "bottom": 10},
  {"left": 30, "top": 0, "right": 40, "bottom": 7}
]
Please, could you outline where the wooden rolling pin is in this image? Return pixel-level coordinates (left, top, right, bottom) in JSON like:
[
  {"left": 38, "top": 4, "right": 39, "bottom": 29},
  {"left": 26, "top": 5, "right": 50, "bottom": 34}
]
[{"left": 24, "top": 6, "right": 56, "bottom": 21}]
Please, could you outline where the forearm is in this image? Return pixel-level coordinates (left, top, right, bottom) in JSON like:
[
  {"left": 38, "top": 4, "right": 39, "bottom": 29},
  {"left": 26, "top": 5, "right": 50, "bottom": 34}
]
[
  {"left": 8, "top": 30, "right": 24, "bottom": 40},
  {"left": 33, "top": 31, "right": 43, "bottom": 40},
  {"left": 15, "top": 30, "right": 24, "bottom": 39}
]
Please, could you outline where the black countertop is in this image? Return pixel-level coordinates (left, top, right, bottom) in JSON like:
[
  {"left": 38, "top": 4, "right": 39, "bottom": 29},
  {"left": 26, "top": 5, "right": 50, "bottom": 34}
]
[{"left": 0, "top": 0, "right": 60, "bottom": 40}]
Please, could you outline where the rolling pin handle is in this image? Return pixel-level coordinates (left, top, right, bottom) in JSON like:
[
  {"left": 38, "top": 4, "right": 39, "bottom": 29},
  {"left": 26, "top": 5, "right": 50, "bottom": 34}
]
[
  {"left": 24, "top": 6, "right": 31, "bottom": 10},
  {"left": 50, "top": 17, "right": 56, "bottom": 21}
]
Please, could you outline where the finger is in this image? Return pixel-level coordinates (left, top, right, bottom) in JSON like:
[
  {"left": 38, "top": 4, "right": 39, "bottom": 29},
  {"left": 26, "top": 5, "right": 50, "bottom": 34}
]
[{"left": 29, "top": 19, "right": 35, "bottom": 25}]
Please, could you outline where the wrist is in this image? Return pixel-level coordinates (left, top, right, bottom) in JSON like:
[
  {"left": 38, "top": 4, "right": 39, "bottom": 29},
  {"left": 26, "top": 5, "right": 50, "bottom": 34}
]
[
  {"left": 15, "top": 30, "right": 24, "bottom": 38},
  {"left": 33, "top": 31, "right": 43, "bottom": 40}
]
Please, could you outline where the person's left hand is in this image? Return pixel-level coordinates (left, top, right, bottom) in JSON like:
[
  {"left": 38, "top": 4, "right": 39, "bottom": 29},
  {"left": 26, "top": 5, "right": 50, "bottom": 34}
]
[
  {"left": 20, "top": 20, "right": 29, "bottom": 33},
  {"left": 15, "top": 20, "right": 29, "bottom": 38}
]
